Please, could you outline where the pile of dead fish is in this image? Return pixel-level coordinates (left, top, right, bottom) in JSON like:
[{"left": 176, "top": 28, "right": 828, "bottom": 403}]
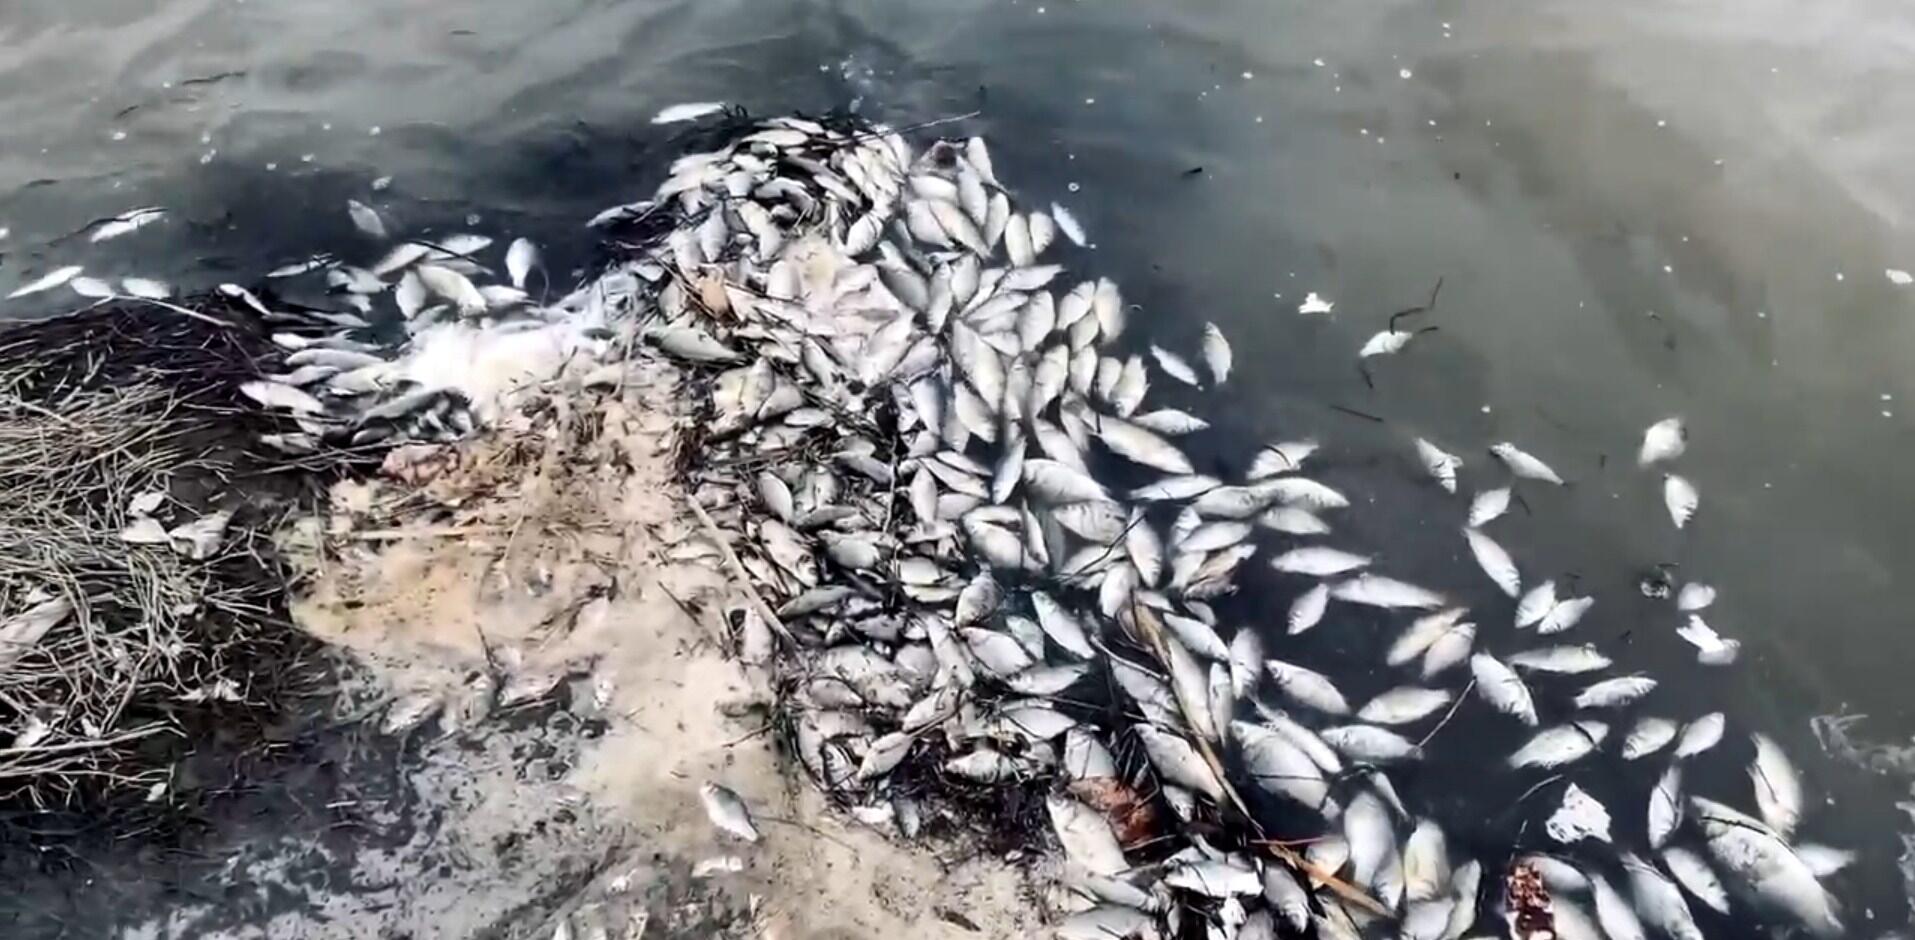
[{"left": 228, "top": 115, "right": 1857, "bottom": 939}]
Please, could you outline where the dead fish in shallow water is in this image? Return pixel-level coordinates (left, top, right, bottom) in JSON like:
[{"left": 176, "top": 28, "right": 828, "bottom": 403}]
[
  {"left": 1748, "top": 732, "right": 1803, "bottom": 837},
  {"left": 1664, "top": 474, "right": 1699, "bottom": 529},
  {"left": 1416, "top": 438, "right": 1463, "bottom": 493},
  {"left": 1150, "top": 344, "right": 1202, "bottom": 386},
  {"left": 1675, "top": 614, "right": 1739, "bottom": 665},
  {"left": 1269, "top": 546, "right": 1370, "bottom": 578},
  {"left": 1200, "top": 322, "right": 1231, "bottom": 384},
  {"left": 1468, "top": 487, "right": 1510, "bottom": 527},
  {"left": 120, "top": 277, "right": 172, "bottom": 299},
  {"left": 1509, "top": 644, "right": 1611, "bottom": 674},
  {"left": 1622, "top": 717, "right": 1679, "bottom": 760},
  {"left": 1514, "top": 580, "right": 1558, "bottom": 629},
  {"left": 1508, "top": 721, "right": 1608, "bottom": 769},
  {"left": 1264, "top": 658, "right": 1351, "bottom": 715},
  {"left": 8, "top": 265, "right": 84, "bottom": 299},
  {"left": 1575, "top": 675, "right": 1657, "bottom": 709},
  {"left": 1469, "top": 653, "right": 1538, "bottom": 726},
  {"left": 1330, "top": 575, "right": 1444, "bottom": 609},
  {"left": 1648, "top": 766, "right": 1684, "bottom": 848},
  {"left": 347, "top": 199, "right": 388, "bottom": 239},
  {"left": 699, "top": 782, "right": 760, "bottom": 842},
  {"left": 1491, "top": 442, "right": 1565, "bottom": 485},
  {"left": 1462, "top": 527, "right": 1520, "bottom": 597},
  {"left": 1640, "top": 416, "right": 1686, "bottom": 466},
  {"left": 1248, "top": 440, "right": 1317, "bottom": 479},
  {"left": 1287, "top": 582, "right": 1330, "bottom": 634},
  {"left": 1692, "top": 798, "right": 1843, "bottom": 938},
  {"left": 1675, "top": 712, "right": 1725, "bottom": 758},
  {"left": 1661, "top": 846, "right": 1732, "bottom": 915},
  {"left": 505, "top": 237, "right": 540, "bottom": 288},
  {"left": 653, "top": 101, "right": 726, "bottom": 124},
  {"left": 1357, "top": 687, "right": 1451, "bottom": 726},
  {"left": 69, "top": 276, "right": 115, "bottom": 298},
  {"left": 240, "top": 380, "right": 326, "bottom": 415}
]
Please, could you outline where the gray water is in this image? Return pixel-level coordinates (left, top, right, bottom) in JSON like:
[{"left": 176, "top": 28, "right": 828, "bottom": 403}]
[{"left": 5, "top": 0, "right": 1915, "bottom": 931}]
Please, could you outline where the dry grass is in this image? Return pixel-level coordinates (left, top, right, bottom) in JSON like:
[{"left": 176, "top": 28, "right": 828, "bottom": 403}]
[{"left": 0, "top": 302, "right": 332, "bottom": 810}]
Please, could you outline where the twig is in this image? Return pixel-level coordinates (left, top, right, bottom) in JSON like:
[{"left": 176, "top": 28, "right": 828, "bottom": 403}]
[
  {"left": 684, "top": 493, "right": 794, "bottom": 643},
  {"left": 1417, "top": 677, "right": 1476, "bottom": 749}
]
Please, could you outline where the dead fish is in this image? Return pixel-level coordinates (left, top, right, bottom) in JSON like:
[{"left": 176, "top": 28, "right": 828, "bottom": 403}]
[
  {"left": 1136, "top": 725, "right": 1225, "bottom": 800},
  {"left": 1463, "top": 527, "right": 1521, "bottom": 597},
  {"left": 1508, "top": 721, "right": 1609, "bottom": 769},
  {"left": 1675, "top": 615, "right": 1740, "bottom": 665},
  {"left": 1468, "top": 487, "right": 1511, "bottom": 527},
  {"left": 1490, "top": 442, "right": 1565, "bottom": 485},
  {"left": 1623, "top": 717, "right": 1680, "bottom": 760},
  {"left": 699, "top": 782, "right": 761, "bottom": 842},
  {"left": 1330, "top": 575, "right": 1444, "bottom": 609},
  {"left": 1258, "top": 506, "right": 1331, "bottom": 536},
  {"left": 1469, "top": 653, "right": 1538, "bottom": 726},
  {"left": 1665, "top": 474, "right": 1699, "bottom": 529},
  {"left": 505, "top": 237, "right": 540, "bottom": 288},
  {"left": 1047, "top": 794, "right": 1128, "bottom": 875},
  {"left": 1661, "top": 846, "right": 1732, "bottom": 915},
  {"left": 1515, "top": 581, "right": 1559, "bottom": 628},
  {"left": 1321, "top": 725, "right": 1422, "bottom": 763},
  {"left": 653, "top": 101, "right": 727, "bottom": 123},
  {"left": 415, "top": 263, "right": 486, "bottom": 312},
  {"left": 1421, "top": 622, "right": 1475, "bottom": 679},
  {"left": 1388, "top": 608, "right": 1464, "bottom": 667},
  {"left": 1509, "top": 645, "right": 1612, "bottom": 675},
  {"left": 1298, "top": 292, "right": 1334, "bottom": 315},
  {"left": 1095, "top": 419, "right": 1193, "bottom": 474},
  {"left": 1357, "top": 687, "right": 1452, "bottom": 726},
  {"left": 1675, "top": 713, "right": 1725, "bottom": 758},
  {"left": 8, "top": 265, "right": 84, "bottom": 299},
  {"left": 239, "top": 380, "right": 326, "bottom": 415},
  {"left": 1575, "top": 675, "right": 1657, "bottom": 709},
  {"left": 70, "top": 276, "right": 115, "bottom": 298},
  {"left": 1132, "top": 408, "right": 1210, "bottom": 436},
  {"left": 1749, "top": 732, "right": 1803, "bottom": 837},
  {"left": 1537, "top": 595, "right": 1595, "bottom": 635},
  {"left": 1694, "top": 798, "right": 1842, "bottom": 937},
  {"left": 347, "top": 199, "right": 388, "bottom": 239},
  {"left": 1676, "top": 581, "right": 1716, "bottom": 611},
  {"left": 120, "top": 277, "right": 172, "bottom": 299},
  {"left": 1649, "top": 766, "right": 1684, "bottom": 849},
  {"left": 1269, "top": 546, "right": 1370, "bottom": 578},
  {"left": 1198, "top": 321, "right": 1232, "bottom": 384},
  {"left": 1264, "top": 658, "right": 1351, "bottom": 715},
  {"left": 1287, "top": 582, "right": 1330, "bottom": 634},
  {"left": 1640, "top": 417, "right": 1687, "bottom": 466},
  {"left": 1416, "top": 439, "right": 1463, "bottom": 493},
  {"left": 1151, "top": 344, "right": 1202, "bottom": 386},
  {"left": 1248, "top": 440, "right": 1318, "bottom": 479},
  {"left": 1166, "top": 859, "right": 1262, "bottom": 898}
]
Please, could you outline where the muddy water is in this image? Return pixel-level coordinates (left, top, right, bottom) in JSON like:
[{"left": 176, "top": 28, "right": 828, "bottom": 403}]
[{"left": 4, "top": 0, "right": 1915, "bottom": 930}]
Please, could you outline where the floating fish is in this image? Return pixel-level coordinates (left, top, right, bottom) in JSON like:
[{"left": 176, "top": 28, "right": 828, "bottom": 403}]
[
  {"left": 1467, "top": 487, "right": 1511, "bottom": 527},
  {"left": 1298, "top": 291, "right": 1334, "bottom": 315},
  {"left": 1416, "top": 439, "right": 1463, "bottom": 493},
  {"left": 1639, "top": 417, "right": 1687, "bottom": 466},
  {"left": 8, "top": 265, "right": 84, "bottom": 299},
  {"left": 347, "top": 199, "right": 388, "bottom": 239},
  {"left": 1287, "top": 582, "right": 1330, "bottom": 634},
  {"left": 505, "top": 237, "right": 540, "bottom": 289},
  {"left": 1675, "top": 614, "right": 1740, "bottom": 665},
  {"left": 1748, "top": 733, "right": 1803, "bottom": 838},
  {"left": 1509, "top": 721, "right": 1608, "bottom": 769},
  {"left": 1469, "top": 653, "right": 1538, "bottom": 726},
  {"left": 1462, "top": 527, "right": 1520, "bottom": 597},
  {"left": 1491, "top": 442, "right": 1565, "bottom": 485},
  {"left": 653, "top": 101, "right": 727, "bottom": 124},
  {"left": 1664, "top": 474, "right": 1699, "bottom": 529}
]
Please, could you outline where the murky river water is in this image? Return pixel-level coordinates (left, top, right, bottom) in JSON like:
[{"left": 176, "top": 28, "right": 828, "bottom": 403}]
[{"left": 5, "top": 0, "right": 1915, "bottom": 932}]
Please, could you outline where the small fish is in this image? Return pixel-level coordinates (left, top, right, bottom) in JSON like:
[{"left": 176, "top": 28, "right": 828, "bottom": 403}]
[
  {"left": 1298, "top": 291, "right": 1335, "bottom": 315},
  {"left": 1622, "top": 717, "right": 1680, "bottom": 760},
  {"left": 1575, "top": 675, "right": 1657, "bottom": 709},
  {"left": 1692, "top": 799, "right": 1842, "bottom": 937},
  {"left": 1468, "top": 487, "right": 1511, "bottom": 527},
  {"left": 1794, "top": 844, "right": 1856, "bottom": 878},
  {"left": 1675, "top": 582, "right": 1715, "bottom": 611},
  {"left": 1675, "top": 614, "right": 1740, "bottom": 665},
  {"left": 1265, "top": 658, "right": 1351, "bottom": 715},
  {"left": 120, "top": 277, "right": 172, "bottom": 299},
  {"left": 1051, "top": 202, "right": 1087, "bottom": 246},
  {"left": 1386, "top": 608, "right": 1463, "bottom": 666},
  {"left": 69, "top": 276, "right": 115, "bottom": 298},
  {"left": 88, "top": 206, "right": 165, "bottom": 242},
  {"left": 8, "top": 265, "right": 84, "bottom": 299},
  {"left": 1270, "top": 546, "right": 1371, "bottom": 578},
  {"left": 1046, "top": 795, "right": 1128, "bottom": 875},
  {"left": 1491, "top": 442, "right": 1565, "bottom": 485},
  {"left": 1537, "top": 595, "right": 1594, "bottom": 635},
  {"left": 1514, "top": 580, "right": 1558, "bottom": 628},
  {"left": 1359, "top": 328, "right": 1426, "bottom": 358},
  {"left": 698, "top": 782, "right": 761, "bottom": 842},
  {"left": 505, "top": 237, "right": 540, "bottom": 289},
  {"left": 1661, "top": 846, "right": 1732, "bottom": 915},
  {"left": 1674, "top": 712, "right": 1725, "bottom": 758},
  {"left": 1150, "top": 344, "right": 1202, "bottom": 386},
  {"left": 1463, "top": 527, "right": 1521, "bottom": 597},
  {"left": 1320, "top": 725, "right": 1422, "bottom": 763},
  {"left": 1247, "top": 440, "right": 1318, "bottom": 479},
  {"left": 1416, "top": 439, "right": 1463, "bottom": 493},
  {"left": 1287, "top": 582, "right": 1330, "bottom": 634},
  {"left": 1357, "top": 687, "right": 1452, "bottom": 726},
  {"left": 1639, "top": 417, "right": 1687, "bottom": 466},
  {"left": 1135, "top": 725, "right": 1225, "bottom": 799},
  {"left": 1749, "top": 732, "right": 1804, "bottom": 838},
  {"left": 239, "top": 380, "right": 326, "bottom": 415},
  {"left": 1591, "top": 874, "right": 1648, "bottom": 940},
  {"left": 1509, "top": 721, "right": 1609, "bottom": 769},
  {"left": 347, "top": 199, "right": 388, "bottom": 239},
  {"left": 1509, "top": 644, "right": 1612, "bottom": 674},
  {"left": 1664, "top": 474, "right": 1699, "bottom": 529},
  {"left": 1421, "top": 621, "right": 1475, "bottom": 679},
  {"left": 653, "top": 101, "right": 727, "bottom": 124},
  {"left": 1200, "top": 322, "right": 1232, "bottom": 384},
  {"left": 1470, "top": 653, "right": 1538, "bottom": 726},
  {"left": 1330, "top": 575, "right": 1444, "bottom": 609}
]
